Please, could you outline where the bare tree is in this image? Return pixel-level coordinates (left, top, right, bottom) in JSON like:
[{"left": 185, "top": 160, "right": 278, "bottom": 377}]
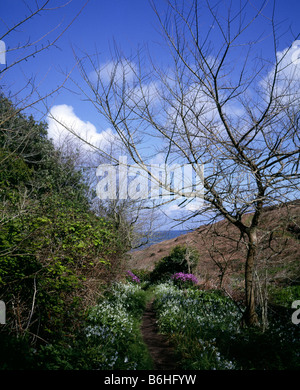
[{"left": 69, "top": 0, "right": 300, "bottom": 326}]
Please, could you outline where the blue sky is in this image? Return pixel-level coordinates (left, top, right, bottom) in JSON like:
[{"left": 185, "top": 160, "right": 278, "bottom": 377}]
[
  {"left": 2, "top": 0, "right": 300, "bottom": 121},
  {"left": 1, "top": 0, "right": 167, "bottom": 121},
  {"left": 1, "top": 0, "right": 300, "bottom": 230}
]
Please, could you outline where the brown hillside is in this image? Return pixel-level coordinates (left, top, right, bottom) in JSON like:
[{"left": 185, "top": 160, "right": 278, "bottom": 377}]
[{"left": 128, "top": 201, "right": 300, "bottom": 296}]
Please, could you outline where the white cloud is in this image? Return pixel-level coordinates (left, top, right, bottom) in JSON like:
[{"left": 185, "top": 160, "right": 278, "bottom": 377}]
[
  {"left": 89, "top": 59, "right": 137, "bottom": 85},
  {"left": 47, "top": 104, "right": 117, "bottom": 150},
  {"left": 261, "top": 40, "right": 300, "bottom": 102},
  {"left": 276, "top": 41, "right": 300, "bottom": 82}
]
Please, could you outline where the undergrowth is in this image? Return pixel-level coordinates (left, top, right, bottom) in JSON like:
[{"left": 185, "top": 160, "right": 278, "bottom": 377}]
[
  {"left": 0, "top": 281, "right": 153, "bottom": 370},
  {"left": 153, "top": 281, "right": 300, "bottom": 370},
  {"left": 1, "top": 276, "right": 299, "bottom": 370}
]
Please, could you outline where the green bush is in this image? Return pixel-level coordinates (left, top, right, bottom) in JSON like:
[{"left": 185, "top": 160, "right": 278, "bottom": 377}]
[
  {"left": 269, "top": 285, "right": 300, "bottom": 308},
  {"left": 150, "top": 245, "right": 199, "bottom": 284},
  {"left": 130, "top": 268, "right": 151, "bottom": 283},
  {"left": 105, "top": 282, "right": 148, "bottom": 317},
  {"left": 0, "top": 202, "right": 121, "bottom": 342},
  {"left": 0, "top": 95, "right": 126, "bottom": 367}
]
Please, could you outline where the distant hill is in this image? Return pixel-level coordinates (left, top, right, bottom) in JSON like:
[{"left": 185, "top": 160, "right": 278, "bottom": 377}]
[{"left": 128, "top": 201, "right": 300, "bottom": 297}]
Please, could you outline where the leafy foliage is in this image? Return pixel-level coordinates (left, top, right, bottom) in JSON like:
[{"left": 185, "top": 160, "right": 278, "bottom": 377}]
[
  {"left": 268, "top": 285, "right": 300, "bottom": 308},
  {"left": 0, "top": 95, "right": 126, "bottom": 367},
  {"left": 150, "top": 245, "right": 200, "bottom": 284}
]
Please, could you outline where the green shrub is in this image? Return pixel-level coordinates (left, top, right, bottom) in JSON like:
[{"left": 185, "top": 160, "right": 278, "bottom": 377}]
[
  {"left": 269, "top": 285, "right": 300, "bottom": 308},
  {"left": 0, "top": 95, "right": 126, "bottom": 359},
  {"left": 130, "top": 269, "right": 151, "bottom": 283},
  {"left": 150, "top": 245, "right": 199, "bottom": 284},
  {"left": 0, "top": 334, "right": 36, "bottom": 370}
]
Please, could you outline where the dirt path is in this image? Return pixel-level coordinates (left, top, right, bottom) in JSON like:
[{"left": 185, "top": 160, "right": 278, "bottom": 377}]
[{"left": 141, "top": 300, "right": 179, "bottom": 370}]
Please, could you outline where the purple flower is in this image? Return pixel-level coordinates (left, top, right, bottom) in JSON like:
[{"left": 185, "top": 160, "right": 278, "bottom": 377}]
[
  {"left": 126, "top": 270, "right": 140, "bottom": 284},
  {"left": 171, "top": 272, "right": 198, "bottom": 285}
]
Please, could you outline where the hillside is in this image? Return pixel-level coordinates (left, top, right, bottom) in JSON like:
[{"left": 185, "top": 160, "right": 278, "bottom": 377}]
[{"left": 128, "top": 201, "right": 300, "bottom": 297}]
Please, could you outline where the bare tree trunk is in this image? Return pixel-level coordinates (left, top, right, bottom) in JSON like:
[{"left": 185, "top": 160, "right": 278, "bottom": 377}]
[
  {"left": 243, "top": 228, "right": 259, "bottom": 326},
  {"left": 256, "top": 268, "right": 268, "bottom": 332}
]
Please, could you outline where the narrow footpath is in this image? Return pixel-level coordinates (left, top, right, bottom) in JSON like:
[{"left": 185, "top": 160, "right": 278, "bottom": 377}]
[{"left": 141, "top": 300, "right": 179, "bottom": 370}]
